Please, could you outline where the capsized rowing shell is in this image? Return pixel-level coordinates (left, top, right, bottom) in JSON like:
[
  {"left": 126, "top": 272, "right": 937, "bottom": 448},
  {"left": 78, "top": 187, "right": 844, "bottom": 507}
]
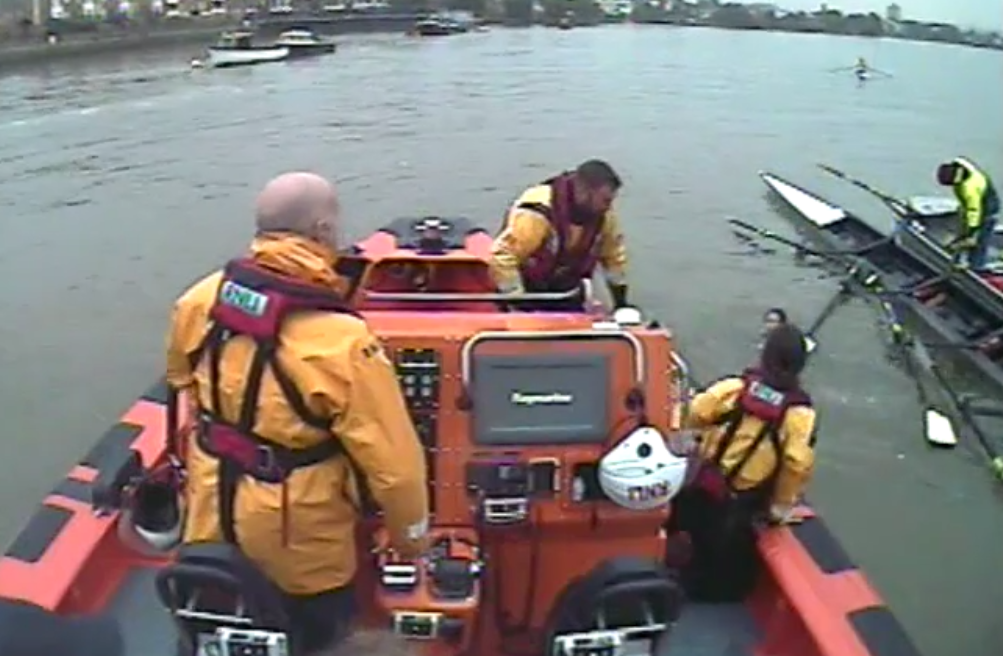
[
  {"left": 0, "top": 217, "right": 922, "bottom": 656},
  {"left": 760, "top": 171, "right": 1003, "bottom": 392}
]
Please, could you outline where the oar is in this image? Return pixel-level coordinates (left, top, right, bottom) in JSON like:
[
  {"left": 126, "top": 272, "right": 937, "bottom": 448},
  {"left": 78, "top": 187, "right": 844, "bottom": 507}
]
[
  {"left": 913, "top": 348, "right": 1003, "bottom": 479},
  {"left": 800, "top": 262, "right": 873, "bottom": 354},
  {"left": 903, "top": 326, "right": 960, "bottom": 447},
  {"left": 802, "top": 290, "right": 844, "bottom": 354},
  {"left": 957, "top": 397, "right": 1003, "bottom": 480},
  {"left": 816, "top": 164, "right": 914, "bottom": 218},
  {"left": 924, "top": 330, "right": 1003, "bottom": 351},
  {"left": 727, "top": 219, "right": 891, "bottom": 264},
  {"left": 727, "top": 219, "right": 831, "bottom": 258},
  {"left": 877, "top": 296, "right": 959, "bottom": 447}
]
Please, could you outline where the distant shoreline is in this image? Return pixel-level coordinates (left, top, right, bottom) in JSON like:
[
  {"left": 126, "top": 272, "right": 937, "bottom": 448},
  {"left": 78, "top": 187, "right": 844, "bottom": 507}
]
[
  {"left": 0, "top": 13, "right": 420, "bottom": 72},
  {"left": 1, "top": 11, "right": 999, "bottom": 73},
  {"left": 626, "top": 6, "right": 1003, "bottom": 52},
  {"left": 634, "top": 19, "right": 1003, "bottom": 53}
]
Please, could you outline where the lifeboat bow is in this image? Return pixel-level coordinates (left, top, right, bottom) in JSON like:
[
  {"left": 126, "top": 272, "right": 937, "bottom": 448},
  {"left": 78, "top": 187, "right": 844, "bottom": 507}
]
[{"left": 0, "top": 216, "right": 922, "bottom": 656}]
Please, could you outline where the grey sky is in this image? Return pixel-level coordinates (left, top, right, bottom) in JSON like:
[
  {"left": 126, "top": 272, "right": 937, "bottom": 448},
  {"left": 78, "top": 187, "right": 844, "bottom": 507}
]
[{"left": 780, "top": 0, "right": 1003, "bottom": 31}]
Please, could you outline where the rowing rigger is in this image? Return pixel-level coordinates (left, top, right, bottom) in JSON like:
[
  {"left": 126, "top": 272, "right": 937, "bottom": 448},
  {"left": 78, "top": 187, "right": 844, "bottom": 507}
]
[{"left": 729, "top": 217, "right": 1003, "bottom": 477}]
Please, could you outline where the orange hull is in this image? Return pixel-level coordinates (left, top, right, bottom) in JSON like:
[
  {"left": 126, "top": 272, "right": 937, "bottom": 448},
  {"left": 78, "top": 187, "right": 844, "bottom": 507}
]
[{"left": 0, "top": 218, "right": 922, "bottom": 656}]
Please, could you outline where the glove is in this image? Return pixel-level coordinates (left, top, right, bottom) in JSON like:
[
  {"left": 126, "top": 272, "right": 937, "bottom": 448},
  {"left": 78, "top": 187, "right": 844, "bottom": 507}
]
[
  {"left": 948, "top": 235, "right": 977, "bottom": 252},
  {"left": 608, "top": 283, "right": 629, "bottom": 309},
  {"left": 767, "top": 504, "right": 806, "bottom": 526}
]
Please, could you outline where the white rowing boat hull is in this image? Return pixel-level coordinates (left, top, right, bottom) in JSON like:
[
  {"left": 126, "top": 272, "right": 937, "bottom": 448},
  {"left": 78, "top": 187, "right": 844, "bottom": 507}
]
[
  {"left": 759, "top": 171, "right": 848, "bottom": 228},
  {"left": 207, "top": 46, "right": 290, "bottom": 68}
]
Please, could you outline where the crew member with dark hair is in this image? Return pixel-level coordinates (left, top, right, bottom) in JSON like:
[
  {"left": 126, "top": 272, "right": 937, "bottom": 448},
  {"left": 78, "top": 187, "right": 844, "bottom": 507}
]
[
  {"left": 165, "top": 172, "right": 430, "bottom": 654},
  {"left": 489, "top": 159, "right": 629, "bottom": 310},
  {"left": 760, "top": 307, "right": 787, "bottom": 340},
  {"left": 936, "top": 157, "right": 1000, "bottom": 270},
  {"left": 668, "top": 323, "right": 816, "bottom": 602}
]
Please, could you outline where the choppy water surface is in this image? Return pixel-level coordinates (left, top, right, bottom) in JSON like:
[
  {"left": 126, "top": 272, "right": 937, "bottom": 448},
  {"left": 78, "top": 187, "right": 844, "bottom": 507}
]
[{"left": 1, "top": 27, "right": 1001, "bottom": 656}]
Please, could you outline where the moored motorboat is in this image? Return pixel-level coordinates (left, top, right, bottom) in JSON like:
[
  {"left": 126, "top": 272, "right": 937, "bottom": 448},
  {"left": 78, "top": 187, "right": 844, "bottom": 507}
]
[
  {"left": 0, "top": 216, "right": 922, "bottom": 656},
  {"left": 206, "top": 31, "right": 289, "bottom": 69},
  {"left": 411, "top": 17, "right": 467, "bottom": 36},
  {"left": 272, "top": 29, "right": 337, "bottom": 59},
  {"left": 760, "top": 171, "right": 1003, "bottom": 392}
]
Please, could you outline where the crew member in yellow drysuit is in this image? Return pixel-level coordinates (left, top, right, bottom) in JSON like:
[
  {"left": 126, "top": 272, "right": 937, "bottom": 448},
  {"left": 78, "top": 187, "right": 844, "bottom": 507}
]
[
  {"left": 936, "top": 157, "right": 1001, "bottom": 271},
  {"left": 667, "top": 323, "right": 816, "bottom": 602},
  {"left": 489, "top": 159, "right": 629, "bottom": 310},
  {"left": 166, "top": 172, "right": 429, "bottom": 653}
]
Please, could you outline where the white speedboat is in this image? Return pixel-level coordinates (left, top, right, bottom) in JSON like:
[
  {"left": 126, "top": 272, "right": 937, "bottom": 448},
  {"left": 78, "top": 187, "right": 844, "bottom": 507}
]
[
  {"left": 206, "top": 31, "right": 289, "bottom": 69},
  {"left": 273, "top": 29, "right": 337, "bottom": 58}
]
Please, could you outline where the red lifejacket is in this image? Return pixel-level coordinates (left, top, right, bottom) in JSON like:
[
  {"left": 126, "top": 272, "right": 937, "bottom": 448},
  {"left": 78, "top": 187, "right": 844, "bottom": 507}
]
[
  {"left": 694, "top": 368, "right": 813, "bottom": 502},
  {"left": 189, "top": 258, "right": 361, "bottom": 545},
  {"left": 516, "top": 173, "right": 606, "bottom": 291}
]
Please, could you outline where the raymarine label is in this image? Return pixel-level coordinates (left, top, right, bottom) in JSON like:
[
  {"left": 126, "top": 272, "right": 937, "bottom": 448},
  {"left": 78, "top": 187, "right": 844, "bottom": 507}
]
[
  {"left": 220, "top": 281, "right": 269, "bottom": 317},
  {"left": 510, "top": 392, "right": 574, "bottom": 407}
]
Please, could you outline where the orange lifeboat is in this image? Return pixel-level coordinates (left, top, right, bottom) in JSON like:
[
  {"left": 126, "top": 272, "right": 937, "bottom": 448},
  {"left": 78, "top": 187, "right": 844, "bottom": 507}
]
[{"left": 0, "top": 216, "right": 923, "bottom": 656}]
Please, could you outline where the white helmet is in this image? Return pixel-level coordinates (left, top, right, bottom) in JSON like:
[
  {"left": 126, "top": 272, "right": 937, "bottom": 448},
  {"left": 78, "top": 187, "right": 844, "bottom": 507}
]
[
  {"left": 118, "top": 476, "right": 183, "bottom": 555},
  {"left": 599, "top": 426, "right": 689, "bottom": 511}
]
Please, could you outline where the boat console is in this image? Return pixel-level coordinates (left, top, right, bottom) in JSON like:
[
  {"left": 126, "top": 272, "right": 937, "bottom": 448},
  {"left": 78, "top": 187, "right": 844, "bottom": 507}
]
[
  {"left": 374, "top": 527, "right": 483, "bottom": 647},
  {"left": 131, "top": 217, "right": 692, "bottom": 656}
]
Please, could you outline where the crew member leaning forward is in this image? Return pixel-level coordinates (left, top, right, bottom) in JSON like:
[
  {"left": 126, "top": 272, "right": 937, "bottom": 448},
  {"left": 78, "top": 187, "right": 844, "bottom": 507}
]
[
  {"left": 489, "top": 159, "right": 629, "bottom": 309},
  {"left": 936, "top": 156, "right": 1001, "bottom": 271},
  {"left": 166, "top": 172, "right": 430, "bottom": 654},
  {"left": 667, "top": 324, "right": 816, "bottom": 603}
]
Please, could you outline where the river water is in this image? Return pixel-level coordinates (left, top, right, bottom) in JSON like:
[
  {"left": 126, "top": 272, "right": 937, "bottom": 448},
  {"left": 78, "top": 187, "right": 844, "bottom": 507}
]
[{"left": 1, "top": 26, "right": 1002, "bottom": 656}]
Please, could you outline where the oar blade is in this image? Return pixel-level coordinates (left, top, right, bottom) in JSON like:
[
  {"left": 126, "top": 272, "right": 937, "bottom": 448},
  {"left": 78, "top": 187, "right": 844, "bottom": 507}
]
[{"left": 925, "top": 408, "right": 958, "bottom": 447}]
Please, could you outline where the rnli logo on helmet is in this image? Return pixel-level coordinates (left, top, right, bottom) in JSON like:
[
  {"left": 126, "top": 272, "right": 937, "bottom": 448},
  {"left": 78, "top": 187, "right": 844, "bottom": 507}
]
[
  {"left": 627, "top": 481, "right": 671, "bottom": 502},
  {"left": 510, "top": 392, "right": 574, "bottom": 407},
  {"left": 748, "top": 381, "right": 784, "bottom": 407},
  {"left": 220, "top": 281, "right": 269, "bottom": 317}
]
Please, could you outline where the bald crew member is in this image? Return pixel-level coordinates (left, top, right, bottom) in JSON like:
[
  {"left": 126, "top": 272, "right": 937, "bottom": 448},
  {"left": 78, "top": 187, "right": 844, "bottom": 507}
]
[
  {"left": 489, "top": 159, "right": 630, "bottom": 310},
  {"left": 165, "top": 172, "right": 430, "bottom": 653}
]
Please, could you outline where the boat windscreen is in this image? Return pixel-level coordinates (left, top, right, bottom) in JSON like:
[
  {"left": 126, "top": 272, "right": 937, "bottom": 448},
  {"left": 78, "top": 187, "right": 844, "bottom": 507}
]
[{"left": 471, "top": 352, "right": 610, "bottom": 446}]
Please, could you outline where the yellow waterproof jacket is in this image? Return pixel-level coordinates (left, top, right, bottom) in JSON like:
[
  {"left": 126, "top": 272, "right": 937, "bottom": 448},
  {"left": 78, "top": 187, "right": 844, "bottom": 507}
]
[
  {"left": 687, "top": 377, "right": 816, "bottom": 508},
  {"left": 954, "top": 157, "right": 1000, "bottom": 234},
  {"left": 166, "top": 234, "right": 429, "bottom": 595},
  {"left": 489, "top": 182, "right": 627, "bottom": 294}
]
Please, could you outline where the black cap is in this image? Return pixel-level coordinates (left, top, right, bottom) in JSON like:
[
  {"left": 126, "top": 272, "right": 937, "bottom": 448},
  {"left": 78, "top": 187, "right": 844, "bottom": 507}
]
[{"left": 0, "top": 600, "right": 124, "bottom": 656}]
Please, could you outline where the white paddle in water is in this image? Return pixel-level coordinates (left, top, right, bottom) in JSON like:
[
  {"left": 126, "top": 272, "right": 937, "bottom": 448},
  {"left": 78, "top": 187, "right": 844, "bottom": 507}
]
[{"left": 879, "top": 298, "right": 958, "bottom": 447}]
